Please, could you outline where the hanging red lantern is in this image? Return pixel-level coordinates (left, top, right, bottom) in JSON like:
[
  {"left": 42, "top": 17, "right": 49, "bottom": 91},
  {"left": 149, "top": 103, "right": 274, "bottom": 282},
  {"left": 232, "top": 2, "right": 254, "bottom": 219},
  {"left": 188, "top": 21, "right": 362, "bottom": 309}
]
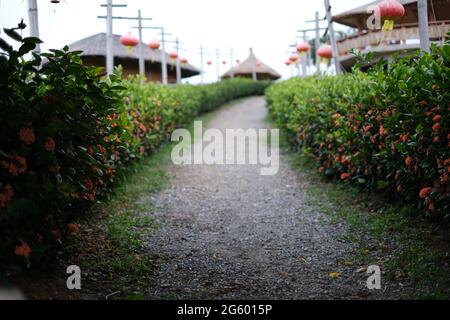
[
  {"left": 169, "top": 52, "right": 178, "bottom": 59},
  {"left": 120, "top": 32, "right": 139, "bottom": 51},
  {"left": 148, "top": 39, "right": 160, "bottom": 50},
  {"left": 289, "top": 54, "right": 299, "bottom": 63},
  {"left": 317, "top": 45, "right": 333, "bottom": 65},
  {"left": 180, "top": 58, "right": 188, "bottom": 64},
  {"left": 377, "top": 0, "right": 405, "bottom": 31},
  {"left": 296, "top": 42, "right": 310, "bottom": 56},
  {"left": 207, "top": 60, "right": 213, "bottom": 66},
  {"left": 222, "top": 60, "right": 227, "bottom": 65},
  {"left": 285, "top": 60, "right": 291, "bottom": 66}
]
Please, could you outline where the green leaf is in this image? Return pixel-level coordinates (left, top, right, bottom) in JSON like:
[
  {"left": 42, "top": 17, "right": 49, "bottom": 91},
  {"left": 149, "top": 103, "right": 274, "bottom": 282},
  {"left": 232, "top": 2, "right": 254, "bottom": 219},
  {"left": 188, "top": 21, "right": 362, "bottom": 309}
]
[{"left": 3, "top": 28, "right": 22, "bottom": 42}]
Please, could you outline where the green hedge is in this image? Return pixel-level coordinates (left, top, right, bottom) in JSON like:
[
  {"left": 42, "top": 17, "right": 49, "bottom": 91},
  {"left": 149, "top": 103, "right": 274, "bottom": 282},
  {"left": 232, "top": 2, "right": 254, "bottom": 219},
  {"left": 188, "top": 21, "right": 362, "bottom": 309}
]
[
  {"left": 266, "top": 45, "right": 449, "bottom": 218},
  {"left": 0, "top": 25, "right": 270, "bottom": 270}
]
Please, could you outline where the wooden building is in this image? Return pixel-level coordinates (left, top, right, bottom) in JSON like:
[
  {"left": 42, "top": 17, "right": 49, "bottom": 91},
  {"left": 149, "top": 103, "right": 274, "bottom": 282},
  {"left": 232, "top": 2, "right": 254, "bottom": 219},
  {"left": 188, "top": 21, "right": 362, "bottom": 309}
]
[
  {"left": 221, "top": 48, "right": 281, "bottom": 81},
  {"left": 333, "top": 0, "right": 450, "bottom": 71},
  {"left": 68, "top": 33, "right": 200, "bottom": 83}
]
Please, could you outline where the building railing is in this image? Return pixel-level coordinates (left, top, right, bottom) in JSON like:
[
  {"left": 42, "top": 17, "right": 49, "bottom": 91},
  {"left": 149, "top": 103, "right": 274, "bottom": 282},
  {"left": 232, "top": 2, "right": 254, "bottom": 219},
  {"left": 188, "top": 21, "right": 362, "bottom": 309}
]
[{"left": 336, "top": 21, "right": 450, "bottom": 56}]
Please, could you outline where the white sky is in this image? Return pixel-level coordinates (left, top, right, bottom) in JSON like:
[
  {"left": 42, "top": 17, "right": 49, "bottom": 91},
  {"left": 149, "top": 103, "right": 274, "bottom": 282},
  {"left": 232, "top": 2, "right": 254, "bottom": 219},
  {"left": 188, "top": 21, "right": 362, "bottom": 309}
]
[{"left": 0, "top": 0, "right": 372, "bottom": 82}]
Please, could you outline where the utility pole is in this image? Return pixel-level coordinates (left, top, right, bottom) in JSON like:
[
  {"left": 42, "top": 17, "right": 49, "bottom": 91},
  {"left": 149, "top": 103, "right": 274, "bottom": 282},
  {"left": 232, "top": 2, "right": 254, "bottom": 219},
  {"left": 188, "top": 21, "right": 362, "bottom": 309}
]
[
  {"left": 160, "top": 29, "right": 169, "bottom": 84},
  {"left": 418, "top": 0, "right": 430, "bottom": 53},
  {"left": 314, "top": 11, "right": 321, "bottom": 72},
  {"left": 99, "top": 1, "right": 127, "bottom": 76},
  {"left": 229, "top": 47, "right": 234, "bottom": 79},
  {"left": 216, "top": 47, "right": 220, "bottom": 81},
  {"left": 135, "top": 26, "right": 170, "bottom": 84},
  {"left": 27, "top": 0, "right": 40, "bottom": 53},
  {"left": 98, "top": 11, "right": 152, "bottom": 78},
  {"left": 324, "top": 0, "right": 341, "bottom": 74},
  {"left": 250, "top": 49, "right": 257, "bottom": 81},
  {"left": 300, "top": 22, "right": 326, "bottom": 75},
  {"left": 175, "top": 38, "right": 181, "bottom": 84},
  {"left": 137, "top": 10, "right": 145, "bottom": 78},
  {"left": 199, "top": 45, "right": 205, "bottom": 84},
  {"left": 301, "top": 31, "right": 307, "bottom": 77}
]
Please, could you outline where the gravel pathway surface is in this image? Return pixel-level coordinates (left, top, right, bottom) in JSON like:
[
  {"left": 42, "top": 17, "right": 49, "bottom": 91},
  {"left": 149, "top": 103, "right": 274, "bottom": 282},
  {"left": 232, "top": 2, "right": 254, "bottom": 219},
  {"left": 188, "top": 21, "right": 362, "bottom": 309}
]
[{"left": 144, "top": 97, "right": 408, "bottom": 300}]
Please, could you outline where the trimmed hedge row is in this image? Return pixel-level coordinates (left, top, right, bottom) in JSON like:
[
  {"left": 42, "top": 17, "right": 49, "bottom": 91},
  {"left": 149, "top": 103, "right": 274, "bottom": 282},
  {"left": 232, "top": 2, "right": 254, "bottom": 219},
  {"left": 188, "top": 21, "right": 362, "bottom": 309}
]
[
  {"left": 266, "top": 46, "right": 449, "bottom": 218},
  {"left": 0, "top": 27, "right": 270, "bottom": 270}
]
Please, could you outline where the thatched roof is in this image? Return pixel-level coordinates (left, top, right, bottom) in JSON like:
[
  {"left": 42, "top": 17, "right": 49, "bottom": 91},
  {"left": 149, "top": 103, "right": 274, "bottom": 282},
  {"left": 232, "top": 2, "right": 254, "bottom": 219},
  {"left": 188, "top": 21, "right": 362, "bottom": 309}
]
[
  {"left": 221, "top": 48, "right": 281, "bottom": 81},
  {"left": 333, "top": 0, "right": 450, "bottom": 30},
  {"left": 68, "top": 33, "right": 200, "bottom": 77}
]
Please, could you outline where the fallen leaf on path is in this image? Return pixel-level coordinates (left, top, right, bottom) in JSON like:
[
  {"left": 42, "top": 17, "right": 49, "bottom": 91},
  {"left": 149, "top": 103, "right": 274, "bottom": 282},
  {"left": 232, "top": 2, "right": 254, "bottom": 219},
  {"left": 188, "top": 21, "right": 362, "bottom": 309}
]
[{"left": 328, "top": 272, "right": 342, "bottom": 279}]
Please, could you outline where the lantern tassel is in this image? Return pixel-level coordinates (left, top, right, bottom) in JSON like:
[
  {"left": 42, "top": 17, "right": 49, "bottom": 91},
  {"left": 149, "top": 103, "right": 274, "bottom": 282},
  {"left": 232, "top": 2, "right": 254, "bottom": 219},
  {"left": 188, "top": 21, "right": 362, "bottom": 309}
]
[{"left": 379, "top": 19, "right": 395, "bottom": 46}]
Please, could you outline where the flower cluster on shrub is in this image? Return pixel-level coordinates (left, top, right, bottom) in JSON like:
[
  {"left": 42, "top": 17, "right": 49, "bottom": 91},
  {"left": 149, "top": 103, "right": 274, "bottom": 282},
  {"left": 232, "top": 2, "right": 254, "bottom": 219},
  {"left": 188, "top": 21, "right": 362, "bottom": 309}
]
[
  {"left": 0, "top": 25, "right": 270, "bottom": 271},
  {"left": 266, "top": 45, "right": 449, "bottom": 218}
]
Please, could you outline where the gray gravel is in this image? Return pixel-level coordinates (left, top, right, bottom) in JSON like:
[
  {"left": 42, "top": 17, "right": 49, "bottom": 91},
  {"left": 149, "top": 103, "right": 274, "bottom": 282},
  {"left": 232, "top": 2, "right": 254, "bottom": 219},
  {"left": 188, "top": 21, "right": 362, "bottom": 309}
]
[{"left": 143, "top": 97, "right": 409, "bottom": 300}]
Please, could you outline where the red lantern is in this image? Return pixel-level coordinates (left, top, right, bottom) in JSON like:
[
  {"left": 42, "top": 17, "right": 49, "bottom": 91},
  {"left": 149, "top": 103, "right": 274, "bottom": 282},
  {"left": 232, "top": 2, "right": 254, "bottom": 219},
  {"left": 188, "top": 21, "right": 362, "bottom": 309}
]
[
  {"left": 289, "top": 54, "right": 299, "bottom": 63},
  {"left": 148, "top": 39, "right": 160, "bottom": 50},
  {"left": 180, "top": 58, "right": 188, "bottom": 64},
  {"left": 317, "top": 45, "right": 333, "bottom": 59},
  {"left": 285, "top": 60, "right": 291, "bottom": 66},
  {"left": 377, "top": 0, "right": 405, "bottom": 31},
  {"left": 222, "top": 60, "right": 227, "bottom": 65},
  {"left": 377, "top": 0, "right": 405, "bottom": 20},
  {"left": 169, "top": 51, "right": 178, "bottom": 59},
  {"left": 207, "top": 60, "right": 212, "bottom": 66},
  {"left": 120, "top": 32, "right": 139, "bottom": 48},
  {"left": 296, "top": 42, "right": 310, "bottom": 55}
]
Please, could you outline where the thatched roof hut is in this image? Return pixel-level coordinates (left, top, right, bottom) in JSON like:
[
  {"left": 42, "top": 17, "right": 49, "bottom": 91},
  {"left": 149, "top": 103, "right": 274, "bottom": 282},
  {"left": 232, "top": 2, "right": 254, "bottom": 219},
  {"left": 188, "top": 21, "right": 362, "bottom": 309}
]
[
  {"left": 67, "top": 33, "right": 200, "bottom": 83},
  {"left": 221, "top": 48, "right": 281, "bottom": 81},
  {"left": 333, "top": 0, "right": 450, "bottom": 31}
]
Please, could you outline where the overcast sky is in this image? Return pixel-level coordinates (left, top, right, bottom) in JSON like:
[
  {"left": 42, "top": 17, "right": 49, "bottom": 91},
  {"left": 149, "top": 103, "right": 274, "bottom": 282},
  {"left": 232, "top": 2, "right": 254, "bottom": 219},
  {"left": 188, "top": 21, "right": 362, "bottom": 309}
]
[{"left": 0, "top": 0, "right": 372, "bottom": 82}]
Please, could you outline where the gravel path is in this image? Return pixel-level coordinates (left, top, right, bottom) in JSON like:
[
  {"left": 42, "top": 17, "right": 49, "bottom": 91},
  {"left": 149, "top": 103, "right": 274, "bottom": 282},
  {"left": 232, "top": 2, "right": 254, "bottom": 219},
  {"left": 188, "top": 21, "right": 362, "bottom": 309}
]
[{"left": 144, "top": 97, "right": 407, "bottom": 300}]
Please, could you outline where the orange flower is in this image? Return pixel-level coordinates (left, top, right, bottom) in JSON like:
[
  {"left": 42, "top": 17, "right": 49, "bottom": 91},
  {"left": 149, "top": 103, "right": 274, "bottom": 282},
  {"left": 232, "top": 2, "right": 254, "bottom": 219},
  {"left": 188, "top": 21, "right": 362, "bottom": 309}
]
[
  {"left": 1, "top": 155, "right": 27, "bottom": 176},
  {"left": 48, "top": 164, "right": 61, "bottom": 174},
  {"left": 379, "top": 126, "right": 386, "bottom": 136},
  {"left": 363, "top": 125, "right": 372, "bottom": 134},
  {"left": 15, "top": 242, "right": 31, "bottom": 258},
  {"left": 318, "top": 167, "right": 325, "bottom": 174},
  {"left": 340, "top": 173, "right": 350, "bottom": 180},
  {"left": 405, "top": 156, "right": 413, "bottom": 167},
  {"left": 85, "top": 178, "right": 94, "bottom": 191},
  {"left": 68, "top": 223, "right": 79, "bottom": 235},
  {"left": 400, "top": 134, "right": 409, "bottom": 143},
  {"left": 433, "top": 137, "right": 440, "bottom": 143},
  {"left": 44, "top": 137, "right": 56, "bottom": 152},
  {"left": 428, "top": 202, "right": 436, "bottom": 212},
  {"left": 19, "top": 127, "right": 35, "bottom": 145},
  {"left": 396, "top": 185, "right": 402, "bottom": 193},
  {"left": 0, "top": 183, "right": 14, "bottom": 207},
  {"left": 419, "top": 187, "right": 432, "bottom": 199},
  {"left": 332, "top": 113, "right": 341, "bottom": 120},
  {"left": 432, "top": 115, "right": 442, "bottom": 123},
  {"left": 432, "top": 123, "right": 441, "bottom": 132}
]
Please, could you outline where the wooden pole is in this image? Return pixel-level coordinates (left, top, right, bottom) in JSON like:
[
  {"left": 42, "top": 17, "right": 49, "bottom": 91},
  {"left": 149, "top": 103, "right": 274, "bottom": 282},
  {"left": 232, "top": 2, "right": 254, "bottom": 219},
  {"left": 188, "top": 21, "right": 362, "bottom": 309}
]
[
  {"left": 137, "top": 10, "right": 145, "bottom": 79},
  {"left": 160, "top": 29, "right": 168, "bottom": 84},
  {"left": 315, "top": 11, "right": 321, "bottom": 73},
  {"left": 418, "top": 0, "right": 430, "bottom": 53},
  {"left": 106, "top": 0, "right": 113, "bottom": 75},
  {"left": 216, "top": 47, "right": 220, "bottom": 81},
  {"left": 175, "top": 37, "right": 181, "bottom": 84},
  {"left": 301, "top": 31, "right": 307, "bottom": 77},
  {"left": 27, "top": 0, "right": 40, "bottom": 53},
  {"left": 230, "top": 47, "right": 234, "bottom": 79},
  {"left": 324, "top": 0, "right": 341, "bottom": 74},
  {"left": 200, "top": 45, "right": 205, "bottom": 84}
]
